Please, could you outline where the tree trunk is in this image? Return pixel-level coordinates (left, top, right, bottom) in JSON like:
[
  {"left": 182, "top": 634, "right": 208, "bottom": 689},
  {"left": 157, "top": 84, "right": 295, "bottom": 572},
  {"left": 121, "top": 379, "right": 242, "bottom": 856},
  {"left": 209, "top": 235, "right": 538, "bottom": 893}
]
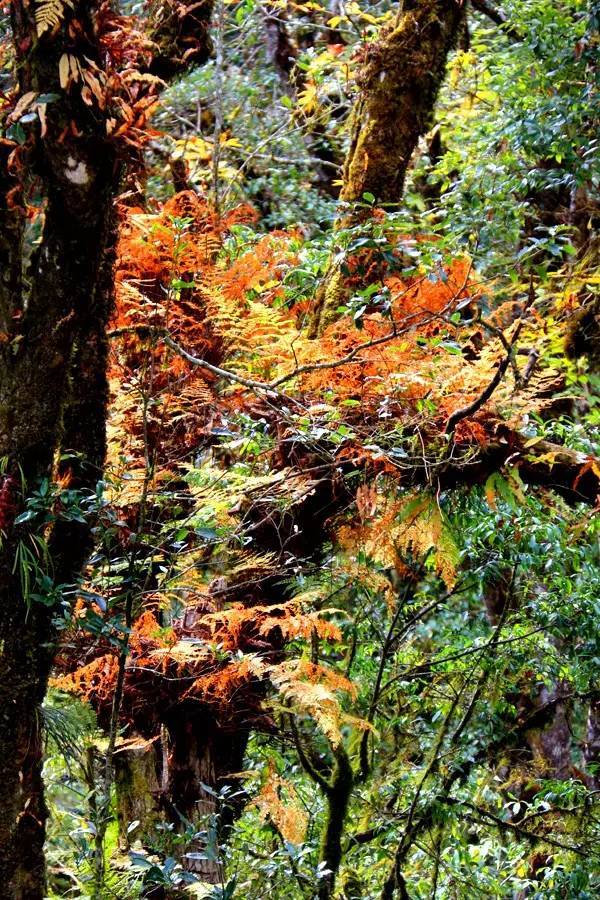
[
  {"left": 0, "top": 2, "right": 117, "bottom": 894},
  {"left": 318, "top": 746, "right": 354, "bottom": 900},
  {"left": 0, "top": 609, "right": 53, "bottom": 898},
  {"left": 262, "top": 7, "right": 341, "bottom": 198},
  {"left": 114, "top": 737, "right": 166, "bottom": 850},
  {"left": 149, "top": 0, "right": 215, "bottom": 79},
  {"left": 521, "top": 684, "right": 573, "bottom": 781},
  {"left": 164, "top": 709, "right": 248, "bottom": 882},
  {"left": 0, "top": 0, "right": 218, "bottom": 893},
  {"left": 309, "top": 0, "right": 464, "bottom": 336},
  {"left": 584, "top": 698, "right": 600, "bottom": 789}
]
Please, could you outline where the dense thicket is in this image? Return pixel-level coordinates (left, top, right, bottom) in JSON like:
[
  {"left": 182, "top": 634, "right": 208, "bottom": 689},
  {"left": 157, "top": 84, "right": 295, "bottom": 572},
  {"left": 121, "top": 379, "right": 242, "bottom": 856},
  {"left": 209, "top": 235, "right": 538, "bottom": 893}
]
[{"left": 0, "top": 2, "right": 598, "bottom": 899}]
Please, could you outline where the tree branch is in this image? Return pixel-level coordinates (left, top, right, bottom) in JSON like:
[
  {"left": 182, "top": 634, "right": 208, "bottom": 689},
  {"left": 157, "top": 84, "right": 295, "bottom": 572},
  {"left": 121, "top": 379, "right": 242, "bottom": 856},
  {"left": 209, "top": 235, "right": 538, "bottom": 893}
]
[
  {"left": 444, "top": 798, "right": 588, "bottom": 856},
  {"left": 288, "top": 714, "right": 333, "bottom": 794},
  {"left": 445, "top": 285, "right": 534, "bottom": 435},
  {"left": 470, "top": 0, "right": 524, "bottom": 43}
]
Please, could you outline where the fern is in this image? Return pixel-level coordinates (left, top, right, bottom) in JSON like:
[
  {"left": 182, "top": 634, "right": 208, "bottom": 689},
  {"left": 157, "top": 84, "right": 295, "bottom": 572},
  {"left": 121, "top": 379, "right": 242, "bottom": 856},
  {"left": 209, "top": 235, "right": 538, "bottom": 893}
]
[
  {"left": 338, "top": 490, "right": 460, "bottom": 588},
  {"left": 269, "top": 659, "right": 357, "bottom": 747},
  {"left": 252, "top": 762, "right": 308, "bottom": 845},
  {"left": 35, "top": 0, "right": 74, "bottom": 36},
  {"left": 395, "top": 492, "right": 460, "bottom": 587}
]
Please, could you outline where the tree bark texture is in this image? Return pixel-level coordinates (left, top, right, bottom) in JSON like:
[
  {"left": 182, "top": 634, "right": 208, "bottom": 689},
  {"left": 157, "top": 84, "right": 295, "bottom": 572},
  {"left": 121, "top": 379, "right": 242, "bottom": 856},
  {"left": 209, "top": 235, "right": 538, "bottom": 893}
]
[
  {"left": 0, "top": 2, "right": 117, "bottom": 895},
  {"left": 0, "top": 0, "right": 220, "bottom": 890},
  {"left": 317, "top": 746, "right": 354, "bottom": 900},
  {"left": 309, "top": 0, "right": 464, "bottom": 336},
  {"left": 114, "top": 738, "right": 166, "bottom": 850},
  {"left": 149, "top": 0, "right": 215, "bottom": 79},
  {"left": 164, "top": 709, "right": 248, "bottom": 881}
]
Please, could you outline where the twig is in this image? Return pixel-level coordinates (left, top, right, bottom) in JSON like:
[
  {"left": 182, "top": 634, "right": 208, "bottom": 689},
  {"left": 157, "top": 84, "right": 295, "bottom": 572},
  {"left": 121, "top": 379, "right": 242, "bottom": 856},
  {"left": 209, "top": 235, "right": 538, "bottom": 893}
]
[
  {"left": 479, "top": 314, "right": 522, "bottom": 385},
  {"left": 521, "top": 348, "right": 540, "bottom": 385},
  {"left": 443, "top": 798, "right": 587, "bottom": 856},
  {"left": 470, "top": 0, "right": 524, "bottom": 44},
  {"left": 445, "top": 280, "right": 535, "bottom": 435},
  {"left": 288, "top": 713, "right": 332, "bottom": 794}
]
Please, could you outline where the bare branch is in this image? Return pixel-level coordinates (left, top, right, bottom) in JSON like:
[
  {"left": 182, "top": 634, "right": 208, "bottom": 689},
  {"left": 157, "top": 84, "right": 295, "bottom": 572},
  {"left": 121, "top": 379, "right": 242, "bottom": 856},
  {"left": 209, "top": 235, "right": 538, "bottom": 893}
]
[
  {"left": 470, "top": 0, "right": 524, "bottom": 43},
  {"left": 445, "top": 284, "right": 535, "bottom": 435}
]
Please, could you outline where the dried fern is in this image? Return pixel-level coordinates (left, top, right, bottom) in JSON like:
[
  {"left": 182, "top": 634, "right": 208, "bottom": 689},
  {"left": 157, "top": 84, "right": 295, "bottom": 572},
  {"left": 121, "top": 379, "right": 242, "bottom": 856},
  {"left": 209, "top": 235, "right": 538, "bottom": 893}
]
[{"left": 35, "top": 0, "right": 74, "bottom": 36}]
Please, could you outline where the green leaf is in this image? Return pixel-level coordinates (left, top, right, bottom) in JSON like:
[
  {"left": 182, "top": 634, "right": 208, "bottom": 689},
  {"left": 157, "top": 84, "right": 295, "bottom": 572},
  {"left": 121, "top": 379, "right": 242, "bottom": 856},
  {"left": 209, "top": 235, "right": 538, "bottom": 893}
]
[{"left": 14, "top": 510, "right": 37, "bottom": 524}]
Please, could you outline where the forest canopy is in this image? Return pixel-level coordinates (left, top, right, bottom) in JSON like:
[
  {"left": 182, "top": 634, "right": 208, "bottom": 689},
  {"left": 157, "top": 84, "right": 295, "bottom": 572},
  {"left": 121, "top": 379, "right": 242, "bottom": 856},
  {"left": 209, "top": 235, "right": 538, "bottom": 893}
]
[{"left": 0, "top": 1, "right": 598, "bottom": 899}]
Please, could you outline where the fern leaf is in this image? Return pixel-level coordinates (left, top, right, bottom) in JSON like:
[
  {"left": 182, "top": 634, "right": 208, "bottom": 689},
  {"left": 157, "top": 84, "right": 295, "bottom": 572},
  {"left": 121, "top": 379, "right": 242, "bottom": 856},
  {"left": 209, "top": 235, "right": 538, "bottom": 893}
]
[
  {"left": 252, "top": 762, "right": 308, "bottom": 844},
  {"left": 35, "top": 0, "right": 74, "bottom": 36}
]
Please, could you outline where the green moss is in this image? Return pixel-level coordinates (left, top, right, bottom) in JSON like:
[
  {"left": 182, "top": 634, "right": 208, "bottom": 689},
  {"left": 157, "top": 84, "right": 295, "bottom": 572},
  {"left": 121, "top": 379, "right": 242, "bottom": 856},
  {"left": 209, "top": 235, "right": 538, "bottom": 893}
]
[
  {"left": 309, "top": 0, "right": 464, "bottom": 336},
  {"left": 318, "top": 747, "right": 354, "bottom": 900}
]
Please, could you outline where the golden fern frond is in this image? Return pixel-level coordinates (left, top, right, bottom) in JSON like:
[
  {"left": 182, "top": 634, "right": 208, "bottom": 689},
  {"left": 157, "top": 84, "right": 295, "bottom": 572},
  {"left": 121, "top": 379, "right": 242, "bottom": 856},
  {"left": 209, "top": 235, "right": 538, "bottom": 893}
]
[
  {"left": 394, "top": 493, "right": 460, "bottom": 588},
  {"left": 152, "top": 640, "right": 212, "bottom": 665},
  {"left": 36, "top": 0, "right": 73, "bottom": 36},
  {"left": 228, "top": 550, "right": 279, "bottom": 577},
  {"left": 268, "top": 659, "right": 357, "bottom": 747},
  {"left": 338, "top": 491, "right": 460, "bottom": 588},
  {"left": 253, "top": 762, "right": 308, "bottom": 844}
]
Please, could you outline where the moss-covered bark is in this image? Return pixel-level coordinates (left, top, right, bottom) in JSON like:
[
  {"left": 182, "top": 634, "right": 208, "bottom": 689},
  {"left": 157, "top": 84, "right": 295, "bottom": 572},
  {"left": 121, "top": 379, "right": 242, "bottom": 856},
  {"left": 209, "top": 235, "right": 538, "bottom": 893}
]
[
  {"left": 317, "top": 746, "right": 355, "bottom": 900},
  {"left": 309, "top": 0, "right": 464, "bottom": 336},
  {"left": 0, "top": 3, "right": 117, "bottom": 896},
  {"left": 341, "top": 1, "right": 463, "bottom": 205},
  {"left": 114, "top": 738, "right": 166, "bottom": 849},
  {"left": 149, "top": 0, "right": 215, "bottom": 79},
  {"left": 0, "top": 1, "right": 218, "bottom": 894}
]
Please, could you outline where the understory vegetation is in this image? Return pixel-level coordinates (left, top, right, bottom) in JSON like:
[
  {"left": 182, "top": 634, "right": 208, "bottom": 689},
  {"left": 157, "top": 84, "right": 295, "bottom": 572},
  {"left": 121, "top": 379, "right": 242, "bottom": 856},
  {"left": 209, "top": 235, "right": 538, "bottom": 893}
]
[{"left": 0, "top": 1, "right": 599, "bottom": 898}]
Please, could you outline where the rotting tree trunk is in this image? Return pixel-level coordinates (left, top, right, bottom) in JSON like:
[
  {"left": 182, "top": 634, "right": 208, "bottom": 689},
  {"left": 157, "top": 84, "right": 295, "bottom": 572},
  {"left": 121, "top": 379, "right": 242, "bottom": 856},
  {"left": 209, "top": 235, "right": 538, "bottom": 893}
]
[{"left": 309, "top": 0, "right": 464, "bottom": 337}]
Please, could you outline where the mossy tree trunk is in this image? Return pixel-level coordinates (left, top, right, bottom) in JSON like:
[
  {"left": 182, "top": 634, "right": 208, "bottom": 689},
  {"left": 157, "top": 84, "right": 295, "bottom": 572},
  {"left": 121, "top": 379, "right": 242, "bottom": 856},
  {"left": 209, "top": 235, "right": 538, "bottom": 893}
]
[
  {"left": 0, "top": 2, "right": 216, "bottom": 896},
  {"left": 317, "top": 746, "right": 355, "bottom": 900},
  {"left": 0, "top": 3, "right": 117, "bottom": 897},
  {"left": 309, "top": 0, "right": 464, "bottom": 336},
  {"left": 114, "top": 738, "right": 166, "bottom": 850},
  {"left": 149, "top": 0, "right": 215, "bottom": 79}
]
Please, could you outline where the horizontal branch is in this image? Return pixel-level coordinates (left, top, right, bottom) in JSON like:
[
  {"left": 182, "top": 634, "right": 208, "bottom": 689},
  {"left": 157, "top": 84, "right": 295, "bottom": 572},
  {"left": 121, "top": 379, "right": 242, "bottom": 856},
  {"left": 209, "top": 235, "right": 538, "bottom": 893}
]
[
  {"left": 110, "top": 321, "right": 422, "bottom": 394},
  {"left": 444, "top": 797, "right": 587, "bottom": 856},
  {"left": 109, "top": 326, "right": 600, "bottom": 505},
  {"left": 470, "top": 0, "right": 524, "bottom": 43}
]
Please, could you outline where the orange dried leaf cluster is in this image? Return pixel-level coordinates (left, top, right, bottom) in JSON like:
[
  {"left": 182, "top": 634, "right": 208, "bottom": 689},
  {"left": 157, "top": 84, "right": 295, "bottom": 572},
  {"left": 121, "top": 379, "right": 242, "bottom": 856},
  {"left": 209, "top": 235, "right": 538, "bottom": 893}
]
[
  {"left": 252, "top": 761, "right": 308, "bottom": 845},
  {"left": 63, "top": 192, "right": 541, "bottom": 749},
  {"left": 54, "top": 593, "right": 346, "bottom": 732}
]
